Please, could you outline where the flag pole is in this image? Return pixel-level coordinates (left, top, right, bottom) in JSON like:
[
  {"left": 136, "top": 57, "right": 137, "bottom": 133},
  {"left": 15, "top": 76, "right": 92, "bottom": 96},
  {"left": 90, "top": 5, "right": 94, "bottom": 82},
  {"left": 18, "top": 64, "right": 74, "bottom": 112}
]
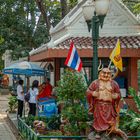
[
  {"left": 82, "top": 68, "right": 89, "bottom": 86},
  {"left": 108, "top": 60, "right": 112, "bottom": 69}
]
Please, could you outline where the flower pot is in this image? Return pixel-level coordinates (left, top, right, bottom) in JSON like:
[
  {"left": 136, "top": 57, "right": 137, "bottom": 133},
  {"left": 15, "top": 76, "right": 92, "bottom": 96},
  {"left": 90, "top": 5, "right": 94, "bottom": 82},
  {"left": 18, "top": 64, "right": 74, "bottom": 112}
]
[{"left": 127, "top": 95, "right": 133, "bottom": 99}]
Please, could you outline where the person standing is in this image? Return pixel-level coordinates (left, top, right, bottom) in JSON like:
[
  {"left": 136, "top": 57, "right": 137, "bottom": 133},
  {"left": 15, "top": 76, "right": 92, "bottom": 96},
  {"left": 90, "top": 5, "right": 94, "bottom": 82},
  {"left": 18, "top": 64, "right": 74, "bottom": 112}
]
[
  {"left": 17, "top": 79, "right": 24, "bottom": 118},
  {"left": 28, "top": 80, "right": 39, "bottom": 116}
]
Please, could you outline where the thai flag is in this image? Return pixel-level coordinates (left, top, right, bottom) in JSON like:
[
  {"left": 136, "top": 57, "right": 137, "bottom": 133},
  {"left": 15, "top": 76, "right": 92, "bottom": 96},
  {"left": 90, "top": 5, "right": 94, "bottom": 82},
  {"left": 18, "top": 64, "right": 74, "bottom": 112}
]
[{"left": 65, "top": 41, "right": 82, "bottom": 72}]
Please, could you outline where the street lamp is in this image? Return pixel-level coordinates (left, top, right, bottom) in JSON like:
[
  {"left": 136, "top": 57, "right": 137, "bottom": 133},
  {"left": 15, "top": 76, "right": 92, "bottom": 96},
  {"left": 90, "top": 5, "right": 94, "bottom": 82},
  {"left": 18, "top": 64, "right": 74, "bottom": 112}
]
[{"left": 82, "top": 0, "right": 110, "bottom": 81}]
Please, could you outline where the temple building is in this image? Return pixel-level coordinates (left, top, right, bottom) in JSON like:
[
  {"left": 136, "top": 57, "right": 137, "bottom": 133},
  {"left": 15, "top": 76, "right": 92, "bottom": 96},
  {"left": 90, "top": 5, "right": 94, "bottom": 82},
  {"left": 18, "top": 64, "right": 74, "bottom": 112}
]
[{"left": 29, "top": 0, "right": 140, "bottom": 96}]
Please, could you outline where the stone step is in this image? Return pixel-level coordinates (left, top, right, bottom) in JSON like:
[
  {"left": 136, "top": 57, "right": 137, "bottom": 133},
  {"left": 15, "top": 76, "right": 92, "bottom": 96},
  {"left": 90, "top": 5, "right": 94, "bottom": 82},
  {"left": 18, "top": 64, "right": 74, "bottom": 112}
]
[{"left": 0, "top": 88, "right": 10, "bottom": 95}]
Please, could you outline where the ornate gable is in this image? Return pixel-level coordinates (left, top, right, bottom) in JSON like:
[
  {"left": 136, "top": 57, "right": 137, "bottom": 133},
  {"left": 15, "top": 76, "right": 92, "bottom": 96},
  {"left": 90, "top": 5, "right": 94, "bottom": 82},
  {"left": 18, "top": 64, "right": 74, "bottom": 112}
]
[
  {"left": 29, "top": 0, "right": 140, "bottom": 56},
  {"left": 50, "top": 0, "right": 140, "bottom": 45}
]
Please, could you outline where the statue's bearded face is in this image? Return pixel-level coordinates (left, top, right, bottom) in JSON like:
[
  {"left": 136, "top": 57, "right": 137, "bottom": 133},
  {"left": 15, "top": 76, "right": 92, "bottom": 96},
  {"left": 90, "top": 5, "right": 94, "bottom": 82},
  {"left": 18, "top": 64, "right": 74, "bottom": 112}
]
[{"left": 99, "top": 68, "right": 111, "bottom": 81}]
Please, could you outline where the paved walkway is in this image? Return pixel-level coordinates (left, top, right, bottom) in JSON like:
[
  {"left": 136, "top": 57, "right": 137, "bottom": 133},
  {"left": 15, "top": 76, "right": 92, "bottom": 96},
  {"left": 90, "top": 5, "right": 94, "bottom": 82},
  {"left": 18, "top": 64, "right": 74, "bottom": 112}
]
[{"left": 0, "top": 94, "right": 17, "bottom": 140}]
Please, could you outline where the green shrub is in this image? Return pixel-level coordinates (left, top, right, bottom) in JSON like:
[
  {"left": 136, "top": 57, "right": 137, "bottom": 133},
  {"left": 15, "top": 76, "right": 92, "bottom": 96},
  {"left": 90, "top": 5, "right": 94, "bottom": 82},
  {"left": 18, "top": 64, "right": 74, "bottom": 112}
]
[
  {"left": 8, "top": 96, "right": 18, "bottom": 112},
  {"left": 56, "top": 69, "right": 88, "bottom": 135},
  {"left": 119, "top": 87, "right": 140, "bottom": 135}
]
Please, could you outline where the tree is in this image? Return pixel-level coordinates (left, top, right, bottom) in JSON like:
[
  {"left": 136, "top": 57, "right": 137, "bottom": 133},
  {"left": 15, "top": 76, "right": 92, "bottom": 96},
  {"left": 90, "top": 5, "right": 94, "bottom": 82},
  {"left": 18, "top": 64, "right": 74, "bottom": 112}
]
[
  {"left": 36, "top": 0, "right": 51, "bottom": 30},
  {"left": 0, "top": 0, "right": 79, "bottom": 62},
  {"left": 122, "top": 0, "right": 140, "bottom": 15},
  {"left": 0, "top": 36, "right": 4, "bottom": 44},
  {"left": 0, "top": 0, "right": 61, "bottom": 60},
  {"left": 60, "top": 0, "right": 68, "bottom": 18},
  {"left": 0, "top": 36, "right": 4, "bottom": 70},
  {"left": 1, "top": 0, "right": 138, "bottom": 63},
  {"left": 60, "top": 0, "right": 78, "bottom": 18}
]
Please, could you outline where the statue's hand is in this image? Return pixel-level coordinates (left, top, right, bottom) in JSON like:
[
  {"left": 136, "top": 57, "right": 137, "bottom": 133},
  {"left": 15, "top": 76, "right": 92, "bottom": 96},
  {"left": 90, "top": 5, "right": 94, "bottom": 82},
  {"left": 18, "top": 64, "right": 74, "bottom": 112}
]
[
  {"left": 112, "top": 93, "right": 118, "bottom": 99},
  {"left": 92, "top": 91, "right": 99, "bottom": 97}
]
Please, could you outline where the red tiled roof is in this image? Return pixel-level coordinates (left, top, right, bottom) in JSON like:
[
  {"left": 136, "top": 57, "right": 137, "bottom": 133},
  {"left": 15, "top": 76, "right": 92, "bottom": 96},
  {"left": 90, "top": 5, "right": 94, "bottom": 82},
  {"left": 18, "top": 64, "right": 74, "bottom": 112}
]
[
  {"left": 51, "top": 36, "right": 140, "bottom": 49},
  {"left": 30, "top": 36, "right": 140, "bottom": 62}
]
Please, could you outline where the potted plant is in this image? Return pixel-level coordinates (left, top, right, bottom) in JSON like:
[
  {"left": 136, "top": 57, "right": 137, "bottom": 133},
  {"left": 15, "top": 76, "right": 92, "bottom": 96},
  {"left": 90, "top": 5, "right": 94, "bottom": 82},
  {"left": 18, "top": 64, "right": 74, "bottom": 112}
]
[{"left": 56, "top": 69, "right": 89, "bottom": 135}]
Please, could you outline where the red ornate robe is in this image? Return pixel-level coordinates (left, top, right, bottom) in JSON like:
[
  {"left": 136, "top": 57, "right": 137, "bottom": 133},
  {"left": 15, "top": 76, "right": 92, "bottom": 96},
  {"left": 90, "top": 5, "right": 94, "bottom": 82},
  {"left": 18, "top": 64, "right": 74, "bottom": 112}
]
[{"left": 86, "top": 79, "right": 121, "bottom": 132}]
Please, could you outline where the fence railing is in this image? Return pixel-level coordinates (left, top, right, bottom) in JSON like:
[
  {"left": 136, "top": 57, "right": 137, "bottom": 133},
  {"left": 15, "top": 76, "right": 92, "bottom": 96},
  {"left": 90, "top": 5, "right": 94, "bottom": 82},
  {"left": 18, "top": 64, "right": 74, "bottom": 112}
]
[{"left": 18, "top": 118, "right": 140, "bottom": 140}]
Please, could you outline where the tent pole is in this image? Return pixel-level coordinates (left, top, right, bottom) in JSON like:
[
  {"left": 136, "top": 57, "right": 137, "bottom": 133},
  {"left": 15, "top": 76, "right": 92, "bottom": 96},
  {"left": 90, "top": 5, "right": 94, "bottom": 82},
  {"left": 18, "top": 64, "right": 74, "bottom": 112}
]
[{"left": 23, "top": 76, "right": 26, "bottom": 118}]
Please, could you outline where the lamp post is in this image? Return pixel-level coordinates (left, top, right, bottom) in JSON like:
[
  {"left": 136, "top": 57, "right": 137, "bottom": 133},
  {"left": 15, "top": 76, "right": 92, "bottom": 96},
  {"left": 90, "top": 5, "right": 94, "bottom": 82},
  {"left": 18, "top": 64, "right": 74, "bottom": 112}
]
[{"left": 82, "top": 0, "right": 110, "bottom": 81}]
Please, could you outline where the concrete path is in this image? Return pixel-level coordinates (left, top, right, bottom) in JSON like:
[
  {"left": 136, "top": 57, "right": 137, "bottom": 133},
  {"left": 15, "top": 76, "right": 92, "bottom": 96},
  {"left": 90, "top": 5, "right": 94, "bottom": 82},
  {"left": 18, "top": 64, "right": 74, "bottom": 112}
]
[{"left": 0, "top": 94, "right": 17, "bottom": 140}]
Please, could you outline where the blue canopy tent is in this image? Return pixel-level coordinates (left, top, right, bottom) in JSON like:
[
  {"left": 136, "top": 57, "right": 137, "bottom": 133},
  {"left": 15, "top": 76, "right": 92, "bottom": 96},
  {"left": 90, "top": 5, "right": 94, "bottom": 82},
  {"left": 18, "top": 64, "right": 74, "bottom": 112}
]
[
  {"left": 3, "top": 61, "right": 45, "bottom": 76},
  {"left": 3, "top": 61, "right": 46, "bottom": 117},
  {"left": 3, "top": 61, "right": 46, "bottom": 93}
]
